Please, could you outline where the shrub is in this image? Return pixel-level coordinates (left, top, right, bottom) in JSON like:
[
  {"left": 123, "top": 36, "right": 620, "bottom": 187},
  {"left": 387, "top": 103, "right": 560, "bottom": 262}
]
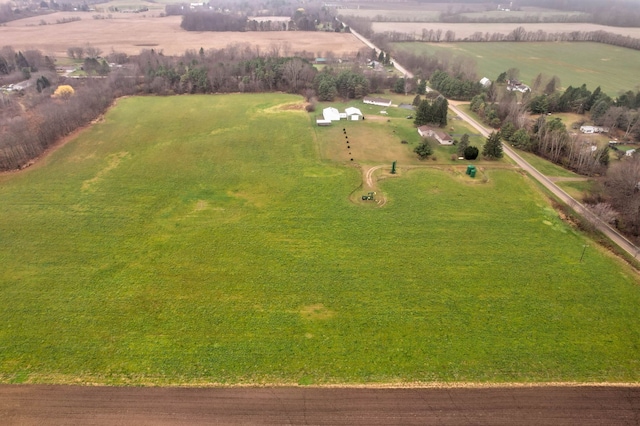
[{"left": 464, "top": 145, "right": 479, "bottom": 160}]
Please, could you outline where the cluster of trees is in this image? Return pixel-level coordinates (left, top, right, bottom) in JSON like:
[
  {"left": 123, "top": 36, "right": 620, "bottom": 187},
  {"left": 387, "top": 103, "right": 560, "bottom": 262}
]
[
  {"left": 313, "top": 70, "right": 369, "bottom": 101},
  {"left": 0, "top": 77, "right": 117, "bottom": 170},
  {"left": 413, "top": 96, "right": 448, "bottom": 127},
  {"left": 601, "top": 157, "right": 640, "bottom": 239},
  {"left": 507, "top": 116, "right": 610, "bottom": 176},
  {"left": 429, "top": 70, "right": 483, "bottom": 101},
  {"left": 527, "top": 83, "right": 640, "bottom": 141},
  {"left": 0, "top": 47, "right": 56, "bottom": 85}
]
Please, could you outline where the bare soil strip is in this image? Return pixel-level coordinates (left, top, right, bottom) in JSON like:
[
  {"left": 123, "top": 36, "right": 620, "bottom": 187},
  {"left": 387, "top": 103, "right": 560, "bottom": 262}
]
[{"left": 1, "top": 385, "right": 639, "bottom": 425}]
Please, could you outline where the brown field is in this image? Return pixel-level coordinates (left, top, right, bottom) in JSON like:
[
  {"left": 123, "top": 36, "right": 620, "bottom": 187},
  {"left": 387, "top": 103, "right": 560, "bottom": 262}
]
[
  {"left": 371, "top": 22, "right": 640, "bottom": 39},
  {"left": 0, "top": 12, "right": 365, "bottom": 58}
]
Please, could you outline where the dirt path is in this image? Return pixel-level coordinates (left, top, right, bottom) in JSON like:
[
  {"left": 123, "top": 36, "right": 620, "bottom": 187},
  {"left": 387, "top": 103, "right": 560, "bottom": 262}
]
[{"left": 2, "top": 385, "right": 639, "bottom": 425}]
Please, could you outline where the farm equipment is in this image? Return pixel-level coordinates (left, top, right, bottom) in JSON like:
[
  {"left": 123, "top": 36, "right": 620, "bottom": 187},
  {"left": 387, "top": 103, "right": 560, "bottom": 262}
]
[{"left": 362, "top": 192, "right": 375, "bottom": 201}]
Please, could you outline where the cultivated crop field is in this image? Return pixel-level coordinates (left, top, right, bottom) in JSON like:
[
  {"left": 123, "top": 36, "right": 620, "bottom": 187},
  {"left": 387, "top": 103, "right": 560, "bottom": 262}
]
[
  {"left": 374, "top": 22, "right": 640, "bottom": 40},
  {"left": 1, "top": 94, "right": 639, "bottom": 386},
  {"left": 392, "top": 42, "right": 640, "bottom": 96},
  {"left": 0, "top": 12, "right": 363, "bottom": 58}
]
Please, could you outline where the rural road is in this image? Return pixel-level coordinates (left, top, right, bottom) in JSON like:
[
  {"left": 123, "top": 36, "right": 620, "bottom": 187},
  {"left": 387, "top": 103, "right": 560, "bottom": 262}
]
[
  {"left": 448, "top": 104, "right": 640, "bottom": 260},
  {"left": 346, "top": 26, "right": 414, "bottom": 78},
  {"left": 349, "top": 30, "right": 638, "bottom": 260},
  {"left": 2, "top": 384, "right": 640, "bottom": 425}
]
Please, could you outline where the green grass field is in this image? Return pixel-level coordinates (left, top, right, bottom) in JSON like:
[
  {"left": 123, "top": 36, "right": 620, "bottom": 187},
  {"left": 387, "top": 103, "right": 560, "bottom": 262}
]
[
  {"left": 1, "top": 94, "right": 639, "bottom": 385},
  {"left": 392, "top": 42, "right": 640, "bottom": 97}
]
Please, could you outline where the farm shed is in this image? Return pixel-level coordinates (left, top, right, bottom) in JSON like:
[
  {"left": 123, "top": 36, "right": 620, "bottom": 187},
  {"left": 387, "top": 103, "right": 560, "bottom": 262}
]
[
  {"left": 363, "top": 97, "right": 392, "bottom": 107},
  {"left": 316, "top": 119, "right": 331, "bottom": 126},
  {"left": 479, "top": 77, "right": 491, "bottom": 87},
  {"left": 418, "top": 126, "right": 454, "bottom": 145},
  {"left": 345, "top": 107, "right": 363, "bottom": 120},
  {"left": 626, "top": 149, "right": 636, "bottom": 156},
  {"left": 322, "top": 107, "right": 341, "bottom": 122}
]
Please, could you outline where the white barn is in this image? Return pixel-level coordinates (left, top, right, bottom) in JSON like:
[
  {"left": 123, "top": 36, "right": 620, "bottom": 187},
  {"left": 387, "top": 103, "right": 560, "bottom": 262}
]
[
  {"left": 345, "top": 107, "right": 363, "bottom": 120},
  {"left": 322, "top": 107, "right": 341, "bottom": 122}
]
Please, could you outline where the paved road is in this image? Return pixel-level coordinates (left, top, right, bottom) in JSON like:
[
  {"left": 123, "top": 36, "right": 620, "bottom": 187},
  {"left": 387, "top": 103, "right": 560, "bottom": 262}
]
[
  {"left": 449, "top": 104, "right": 640, "bottom": 260},
  {"left": 2, "top": 385, "right": 639, "bottom": 425}
]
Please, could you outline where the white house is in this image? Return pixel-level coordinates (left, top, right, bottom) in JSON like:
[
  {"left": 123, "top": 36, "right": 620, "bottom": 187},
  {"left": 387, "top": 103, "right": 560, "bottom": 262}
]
[
  {"left": 626, "top": 149, "right": 636, "bottom": 157},
  {"left": 322, "top": 107, "right": 341, "bottom": 122},
  {"left": 580, "top": 125, "right": 608, "bottom": 134},
  {"left": 363, "top": 97, "right": 392, "bottom": 107},
  {"left": 418, "top": 126, "right": 454, "bottom": 145},
  {"left": 479, "top": 77, "right": 491, "bottom": 87},
  {"left": 345, "top": 107, "right": 363, "bottom": 120}
]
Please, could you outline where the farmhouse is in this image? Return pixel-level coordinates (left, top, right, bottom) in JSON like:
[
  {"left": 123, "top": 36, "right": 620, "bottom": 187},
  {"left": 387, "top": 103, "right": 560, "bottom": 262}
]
[
  {"left": 479, "top": 77, "right": 491, "bottom": 87},
  {"left": 418, "top": 126, "right": 454, "bottom": 145},
  {"left": 322, "top": 107, "right": 341, "bottom": 122},
  {"left": 363, "top": 97, "right": 392, "bottom": 107},
  {"left": 580, "top": 125, "right": 608, "bottom": 134}
]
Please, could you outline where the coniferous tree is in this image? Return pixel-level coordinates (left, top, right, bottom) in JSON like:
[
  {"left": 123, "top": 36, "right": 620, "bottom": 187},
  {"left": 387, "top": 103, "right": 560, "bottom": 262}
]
[{"left": 482, "top": 131, "right": 503, "bottom": 159}]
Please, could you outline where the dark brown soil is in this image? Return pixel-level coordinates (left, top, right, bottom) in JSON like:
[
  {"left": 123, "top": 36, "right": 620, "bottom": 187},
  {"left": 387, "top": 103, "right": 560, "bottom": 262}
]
[{"left": 1, "top": 385, "right": 639, "bottom": 425}]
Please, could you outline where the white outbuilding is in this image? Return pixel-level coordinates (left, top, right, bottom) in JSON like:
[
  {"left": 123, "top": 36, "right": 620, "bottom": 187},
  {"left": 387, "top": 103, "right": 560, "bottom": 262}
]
[
  {"left": 345, "top": 107, "right": 363, "bottom": 120},
  {"left": 323, "top": 107, "right": 341, "bottom": 122}
]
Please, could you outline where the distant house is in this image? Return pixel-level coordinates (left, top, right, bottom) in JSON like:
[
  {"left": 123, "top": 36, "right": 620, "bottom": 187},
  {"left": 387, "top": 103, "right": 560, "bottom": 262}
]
[
  {"left": 626, "top": 149, "right": 636, "bottom": 157},
  {"left": 322, "top": 107, "right": 341, "bottom": 122},
  {"left": 345, "top": 107, "right": 363, "bottom": 120},
  {"left": 580, "top": 125, "right": 608, "bottom": 134},
  {"left": 418, "top": 126, "right": 454, "bottom": 145},
  {"left": 363, "top": 97, "right": 392, "bottom": 107},
  {"left": 479, "top": 77, "right": 491, "bottom": 87},
  {"left": 506, "top": 79, "right": 530, "bottom": 93}
]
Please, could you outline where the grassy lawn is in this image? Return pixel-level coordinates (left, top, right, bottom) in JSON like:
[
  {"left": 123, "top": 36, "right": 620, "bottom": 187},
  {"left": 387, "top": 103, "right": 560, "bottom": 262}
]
[
  {"left": 1, "top": 94, "right": 639, "bottom": 385},
  {"left": 392, "top": 42, "right": 640, "bottom": 96}
]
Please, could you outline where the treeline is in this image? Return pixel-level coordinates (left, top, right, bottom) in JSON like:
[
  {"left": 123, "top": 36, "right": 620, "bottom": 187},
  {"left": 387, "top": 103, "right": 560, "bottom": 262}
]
[
  {"left": 180, "top": 12, "right": 247, "bottom": 31},
  {"left": 0, "top": 79, "right": 117, "bottom": 171},
  {"left": 178, "top": 5, "right": 339, "bottom": 32},
  {"left": 519, "top": 0, "right": 640, "bottom": 28},
  {"left": 385, "top": 27, "right": 640, "bottom": 52}
]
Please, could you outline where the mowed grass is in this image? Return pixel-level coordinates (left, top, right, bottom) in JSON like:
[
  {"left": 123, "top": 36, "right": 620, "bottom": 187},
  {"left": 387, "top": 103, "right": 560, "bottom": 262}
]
[
  {"left": 1, "top": 94, "right": 640, "bottom": 385},
  {"left": 392, "top": 42, "right": 640, "bottom": 96}
]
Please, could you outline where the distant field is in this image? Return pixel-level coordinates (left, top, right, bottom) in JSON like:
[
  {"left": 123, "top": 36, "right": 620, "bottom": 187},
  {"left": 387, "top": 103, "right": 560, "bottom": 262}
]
[
  {"left": 341, "top": 7, "right": 586, "bottom": 22},
  {"left": 0, "top": 12, "right": 364, "bottom": 58},
  {"left": 375, "top": 22, "right": 640, "bottom": 39},
  {"left": 392, "top": 42, "right": 640, "bottom": 96},
  {"left": 1, "top": 94, "right": 640, "bottom": 385}
]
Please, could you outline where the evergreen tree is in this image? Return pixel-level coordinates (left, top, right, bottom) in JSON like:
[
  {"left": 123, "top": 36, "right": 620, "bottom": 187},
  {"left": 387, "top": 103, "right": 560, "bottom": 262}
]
[
  {"left": 457, "top": 133, "right": 470, "bottom": 156},
  {"left": 16, "top": 51, "right": 30, "bottom": 70},
  {"left": 412, "top": 94, "right": 421, "bottom": 107},
  {"left": 393, "top": 77, "right": 405, "bottom": 94},
  {"left": 416, "top": 79, "right": 426, "bottom": 95},
  {"left": 414, "top": 140, "right": 433, "bottom": 159},
  {"left": 414, "top": 99, "right": 432, "bottom": 127},
  {"left": 482, "top": 132, "right": 503, "bottom": 159},
  {"left": 433, "top": 97, "right": 448, "bottom": 127}
]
